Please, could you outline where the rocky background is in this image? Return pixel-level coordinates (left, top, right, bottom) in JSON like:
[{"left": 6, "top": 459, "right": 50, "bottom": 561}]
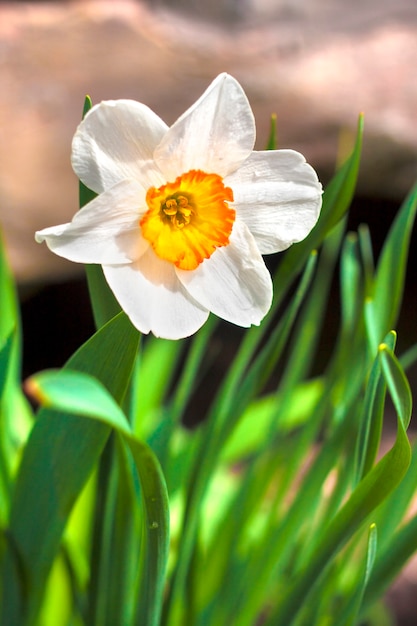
[
  {"left": 1, "top": 0, "right": 417, "bottom": 283},
  {"left": 1, "top": 1, "right": 417, "bottom": 623}
]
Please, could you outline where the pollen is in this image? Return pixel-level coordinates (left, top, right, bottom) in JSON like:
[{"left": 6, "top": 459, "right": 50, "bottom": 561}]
[
  {"left": 161, "top": 194, "right": 192, "bottom": 228},
  {"left": 140, "top": 169, "right": 235, "bottom": 270}
]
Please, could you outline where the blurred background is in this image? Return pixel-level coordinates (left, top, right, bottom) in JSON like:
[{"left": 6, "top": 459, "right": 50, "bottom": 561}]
[{"left": 0, "top": 0, "right": 417, "bottom": 622}]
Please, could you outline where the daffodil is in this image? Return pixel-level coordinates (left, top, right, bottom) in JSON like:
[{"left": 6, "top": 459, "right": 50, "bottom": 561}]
[{"left": 36, "top": 73, "right": 322, "bottom": 339}]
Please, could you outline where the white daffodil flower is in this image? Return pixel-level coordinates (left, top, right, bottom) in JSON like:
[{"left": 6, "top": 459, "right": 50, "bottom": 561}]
[{"left": 36, "top": 73, "right": 322, "bottom": 340}]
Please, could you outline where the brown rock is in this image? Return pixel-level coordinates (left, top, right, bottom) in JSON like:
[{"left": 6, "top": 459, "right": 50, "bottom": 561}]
[{"left": 1, "top": 0, "right": 417, "bottom": 283}]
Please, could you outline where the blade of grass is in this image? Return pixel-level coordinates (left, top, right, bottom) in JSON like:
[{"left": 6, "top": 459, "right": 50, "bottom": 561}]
[
  {"left": 200, "top": 111, "right": 363, "bottom": 438},
  {"left": 266, "top": 113, "right": 277, "bottom": 150},
  {"left": 26, "top": 368, "right": 169, "bottom": 626},
  {"left": 333, "top": 524, "right": 378, "bottom": 626},
  {"left": 1, "top": 312, "right": 139, "bottom": 626},
  {"left": 78, "top": 95, "right": 121, "bottom": 329},
  {"left": 130, "top": 337, "right": 182, "bottom": 439},
  {"left": 354, "top": 331, "right": 396, "bottom": 483},
  {"left": 266, "top": 343, "right": 412, "bottom": 626},
  {"left": 371, "top": 438, "right": 417, "bottom": 552},
  {"left": 400, "top": 342, "right": 417, "bottom": 372},
  {"left": 224, "top": 388, "right": 363, "bottom": 626},
  {"left": 0, "top": 228, "right": 19, "bottom": 342},
  {"left": 162, "top": 252, "right": 318, "bottom": 625},
  {"left": 0, "top": 233, "right": 33, "bottom": 515},
  {"left": 279, "top": 217, "right": 346, "bottom": 393},
  {"left": 365, "top": 181, "right": 417, "bottom": 350},
  {"left": 363, "top": 506, "right": 417, "bottom": 610},
  {"left": 199, "top": 223, "right": 351, "bottom": 625},
  {"left": 357, "top": 223, "right": 374, "bottom": 296},
  {"left": 147, "top": 315, "right": 219, "bottom": 478},
  {"left": 0, "top": 331, "right": 15, "bottom": 513}
]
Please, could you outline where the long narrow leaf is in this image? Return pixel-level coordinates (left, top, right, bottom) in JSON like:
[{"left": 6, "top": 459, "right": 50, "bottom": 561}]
[
  {"left": 78, "top": 95, "right": 121, "bottom": 329},
  {"left": 1, "top": 313, "right": 139, "bottom": 626},
  {"left": 267, "top": 343, "right": 412, "bottom": 625},
  {"left": 338, "top": 524, "right": 378, "bottom": 626},
  {"left": 363, "top": 509, "right": 417, "bottom": 610},
  {"left": 25, "top": 368, "right": 169, "bottom": 626},
  {"left": 365, "top": 182, "right": 417, "bottom": 350},
  {"left": 162, "top": 252, "right": 318, "bottom": 625},
  {"left": 354, "top": 331, "right": 396, "bottom": 483}
]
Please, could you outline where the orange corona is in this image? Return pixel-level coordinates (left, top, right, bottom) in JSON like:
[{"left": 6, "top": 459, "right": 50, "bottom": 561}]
[{"left": 140, "top": 169, "right": 235, "bottom": 270}]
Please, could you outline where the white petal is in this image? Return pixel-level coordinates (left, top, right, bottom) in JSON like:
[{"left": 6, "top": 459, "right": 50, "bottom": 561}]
[
  {"left": 72, "top": 100, "right": 168, "bottom": 193},
  {"left": 102, "top": 250, "right": 209, "bottom": 339},
  {"left": 226, "top": 150, "right": 323, "bottom": 254},
  {"left": 154, "top": 73, "right": 255, "bottom": 180},
  {"left": 177, "top": 220, "right": 272, "bottom": 327},
  {"left": 35, "top": 180, "right": 148, "bottom": 264}
]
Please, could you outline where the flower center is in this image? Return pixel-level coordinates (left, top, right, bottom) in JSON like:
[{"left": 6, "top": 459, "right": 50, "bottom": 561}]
[
  {"left": 140, "top": 169, "right": 235, "bottom": 270},
  {"left": 161, "top": 193, "right": 193, "bottom": 229}
]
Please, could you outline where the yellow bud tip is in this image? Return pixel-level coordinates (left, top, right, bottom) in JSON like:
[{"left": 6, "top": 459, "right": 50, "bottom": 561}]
[{"left": 24, "top": 377, "right": 49, "bottom": 406}]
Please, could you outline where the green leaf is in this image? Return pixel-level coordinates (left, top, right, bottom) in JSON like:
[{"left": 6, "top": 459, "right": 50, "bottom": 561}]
[
  {"left": 0, "top": 331, "right": 15, "bottom": 414},
  {"left": 131, "top": 336, "right": 182, "bottom": 439},
  {"left": 400, "top": 341, "right": 417, "bottom": 372},
  {"left": 378, "top": 343, "right": 412, "bottom": 431},
  {"left": 32, "top": 370, "right": 169, "bottom": 626},
  {"left": 354, "top": 331, "right": 396, "bottom": 483},
  {"left": 339, "top": 231, "right": 362, "bottom": 335},
  {"left": 85, "top": 264, "right": 122, "bottom": 330},
  {"left": 0, "top": 228, "right": 19, "bottom": 343},
  {"left": 1, "top": 312, "right": 140, "bottom": 626},
  {"left": 221, "top": 379, "right": 323, "bottom": 462},
  {"left": 337, "top": 524, "right": 378, "bottom": 626},
  {"left": 370, "top": 437, "right": 417, "bottom": 554},
  {"left": 267, "top": 343, "right": 411, "bottom": 626},
  {"left": 78, "top": 95, "right": 97, "bottom": 211},
  {"left": 266, "top": 113, "right": 277, "bottom": 150},
  {"left": 78, "top": 95, "right": 121, "bottom": 329},
  {"left": 0, "top": 329, "right": 33, "bottom": 521},
  {"left": 319, "top": 113, "right": 364, "bottom": 234},
  {"left": 363, "top": 500, "right": 417, "bottom": 610},
  {"left": 26, "top": 370, "right": 131, "bottom": 433},
  {"left": 365, "top": 181, "right": 417, "bottom": 349},
  {"left": 0, "top": 234, "right": 33, "bottom": 519},
  {"left": 357, "top": 223, "right": 375, "bottom": 296},
  {"left": 162, "top": 252, "right": 318, "bottom": 625}
]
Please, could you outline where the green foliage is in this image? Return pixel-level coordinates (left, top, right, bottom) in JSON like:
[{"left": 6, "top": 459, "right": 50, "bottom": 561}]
[
  {"left": 1, "top": 113, "right": 416, "bottom": 626},
  {"left": 80, "top": 95, "right": 122, "bottom": 330}
]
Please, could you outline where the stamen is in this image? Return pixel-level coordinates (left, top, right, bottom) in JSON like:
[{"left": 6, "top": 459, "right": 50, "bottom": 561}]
[
  {"left": 141, "top": 169, "right": 235, "bottom": 270},
  {"left": 161, "top": 193, "right": 194, "bottom": 227}
]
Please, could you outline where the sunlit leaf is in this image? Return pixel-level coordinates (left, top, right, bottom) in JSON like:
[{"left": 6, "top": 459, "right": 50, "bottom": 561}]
[
  {"left": 1, "top": 313, "right": 140, "bottom": 626},
  {"left": 365, "top": 182, "right": 417, "bottom": 349},
  {"left": 267, "top": 343, "right": 411, "bottom": 626}
]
